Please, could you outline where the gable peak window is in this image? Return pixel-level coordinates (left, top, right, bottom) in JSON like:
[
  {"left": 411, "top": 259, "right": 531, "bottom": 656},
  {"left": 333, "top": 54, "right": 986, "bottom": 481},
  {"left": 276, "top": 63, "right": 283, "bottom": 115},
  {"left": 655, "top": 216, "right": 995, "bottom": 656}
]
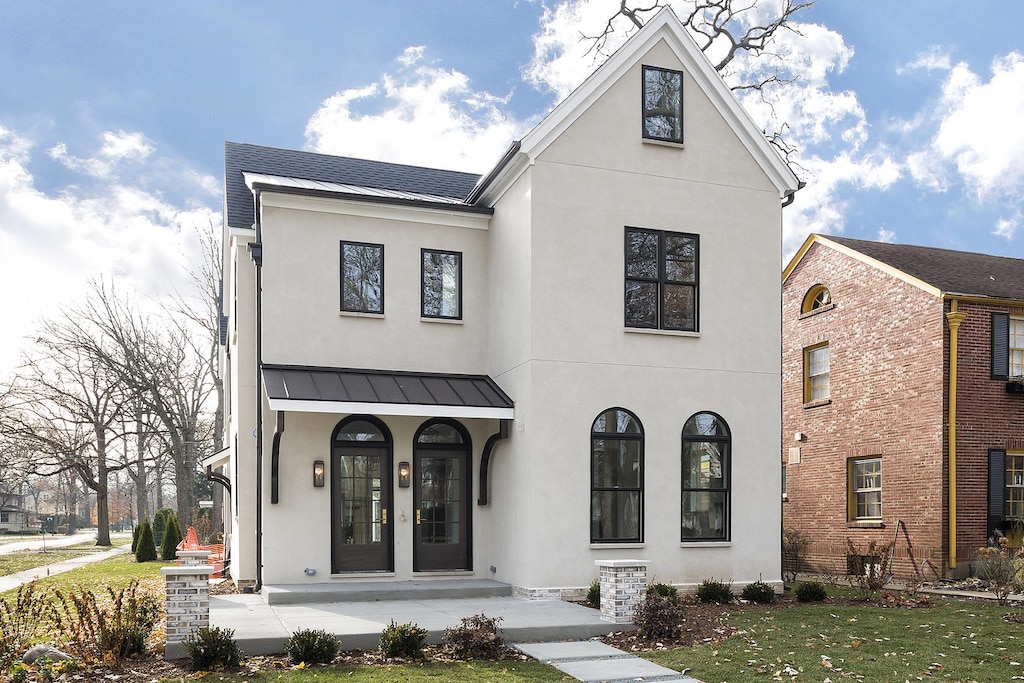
[
  {"left": 801, "top": 284, "right": 832, "bottom": 314},
  {"left": 421, "top": 249, "right": 462, "bottom": 320},
  {"left": 341, "top": 241, "right": 383, "bottom": 314},
  {"left": 591, "top": 408, "right": 643, "bottom": 543},
  {"left": 625, "top": 227, "right": 698, "bottom": 331},
  {"left": 642, "top": 65, "right": 683, "bottom": 144}
]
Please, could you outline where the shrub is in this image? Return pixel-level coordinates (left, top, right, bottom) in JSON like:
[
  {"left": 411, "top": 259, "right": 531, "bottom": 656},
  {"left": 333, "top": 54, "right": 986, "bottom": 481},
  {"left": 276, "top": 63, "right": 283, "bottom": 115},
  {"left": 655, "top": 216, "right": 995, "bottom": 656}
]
[
  {"left": 284, "top": 628, "right": 340, "bottom": 665},
  {"left": 160, "top": 512, "right": 183, "bottom": 561},
  {"left": 379, "top": 620, "right": 428, "bottom": 660},
  {"left": 633, "top": 594, "right": 685, "bottom": 640},
  {"left": 795, "top": 581, "right": 828, "bottom": 602},
  {"left": 976, "top": 543, "right": 1024, "bottom": 606},
  {"left": 131, "top": 525, "right": 140, "bottom": 553},
  {"left": 134, "top": 521, "right": 157, "bottom": 563},
  {"left": 696, "top": 578, "right": 734, "bottom": 604},
  {"left": 51, "top": 580, "right": 160, "bottom": 662},
  {"left": 442, "top": 613, "right": 505, "bottom": 660},
  {"left": 741, "top": 579, "right": 777, "bottom": 604},
  {"left": 0, "top": 583, "right": 51, "bottom": 668},
  {"left": 152, "top": 508, "right": 176, "bottom": 548},
  {"left": 184, "top": 626, "right": 242, "bottom": 670},
  {"left": 782, "top": 528, "right": 812, "bottom": 583},
  {"left": 647, "top": 581, "right": 679, "bottom": 604},
  {"left": 844, "top": 538, "right": 895, "bottom": 596},
  {"left": 586, "top": 579, "right": 601, "bottom": 608}
]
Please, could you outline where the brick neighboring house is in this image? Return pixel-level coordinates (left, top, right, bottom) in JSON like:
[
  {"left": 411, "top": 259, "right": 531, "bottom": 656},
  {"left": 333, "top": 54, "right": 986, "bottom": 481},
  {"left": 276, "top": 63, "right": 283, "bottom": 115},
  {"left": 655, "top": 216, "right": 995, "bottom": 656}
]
[{"left": 782, "top": 234, "right": 1024, "bottom": 579}]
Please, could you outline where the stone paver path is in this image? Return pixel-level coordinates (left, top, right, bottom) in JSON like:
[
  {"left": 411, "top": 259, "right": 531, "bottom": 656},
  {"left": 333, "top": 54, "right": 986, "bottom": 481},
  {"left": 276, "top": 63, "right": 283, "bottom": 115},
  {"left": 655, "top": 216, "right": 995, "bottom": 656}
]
[{"left": 516, "top": 640, "right": 701, "bottom": 683}]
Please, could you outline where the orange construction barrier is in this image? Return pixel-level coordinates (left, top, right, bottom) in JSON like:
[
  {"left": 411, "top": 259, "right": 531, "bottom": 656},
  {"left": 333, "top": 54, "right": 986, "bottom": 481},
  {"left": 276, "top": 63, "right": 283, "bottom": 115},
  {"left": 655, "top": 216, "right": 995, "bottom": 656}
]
[{"left": 176, "top": 526, "right": 224, "bottom": 578}]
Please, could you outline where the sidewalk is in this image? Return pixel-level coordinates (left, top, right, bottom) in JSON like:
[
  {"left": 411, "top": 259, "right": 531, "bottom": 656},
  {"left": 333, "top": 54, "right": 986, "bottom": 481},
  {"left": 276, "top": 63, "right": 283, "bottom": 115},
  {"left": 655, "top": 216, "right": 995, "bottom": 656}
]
[
  {"left": 0, "top": 544, "right": 131, "bottom": 593},
  {"left": 0, "top": 530, "right": 97, "bottom": 555}
]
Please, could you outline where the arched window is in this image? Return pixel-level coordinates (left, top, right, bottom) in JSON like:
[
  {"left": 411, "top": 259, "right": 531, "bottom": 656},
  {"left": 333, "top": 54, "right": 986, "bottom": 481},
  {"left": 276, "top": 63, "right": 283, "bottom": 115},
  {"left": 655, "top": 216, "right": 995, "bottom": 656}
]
[
  {"left": 681, "top": 412, "right": 730, "bottom": 541},
  {"left": 591, "top": 408, "right": 643, "bottom": 543},
  {"left": 801, "top": 284, "right": 832, "bottom": 314}
]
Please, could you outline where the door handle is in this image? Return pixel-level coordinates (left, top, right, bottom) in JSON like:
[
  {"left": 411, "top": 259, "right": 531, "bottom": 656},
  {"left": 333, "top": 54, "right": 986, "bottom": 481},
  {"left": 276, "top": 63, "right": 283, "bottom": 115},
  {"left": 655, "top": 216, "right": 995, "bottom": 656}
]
[
  {"left": 416, "top": 509, "right": 421, "bottom": 525},
  {"left": 382, "top": 509, "right": 388, "bottom": 525}
]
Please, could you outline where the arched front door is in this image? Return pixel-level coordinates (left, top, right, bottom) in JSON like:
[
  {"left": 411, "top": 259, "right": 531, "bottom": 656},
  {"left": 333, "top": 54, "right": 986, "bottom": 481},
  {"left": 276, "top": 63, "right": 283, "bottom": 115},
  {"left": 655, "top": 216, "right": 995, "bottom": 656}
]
[
  {"left": 413, "top": 419, "right": 472, "bottom": 571},
  {"left": 331, "top": 416, "right": 393, "bottom": 573}
]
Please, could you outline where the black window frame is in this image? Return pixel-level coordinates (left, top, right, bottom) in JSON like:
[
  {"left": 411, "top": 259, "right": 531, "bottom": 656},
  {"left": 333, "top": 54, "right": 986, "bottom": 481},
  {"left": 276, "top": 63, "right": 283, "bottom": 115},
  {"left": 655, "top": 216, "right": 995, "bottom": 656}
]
[
  {"left": 641, "top": 64, "right": 684, "bottom": 144},
  {"left": 590, "top": 407, "right": 644, "bottom": 544},
  {"left": 624, "top": 227, "right": 699, "bottom": 332},
  {"left": 680, "top": 411, "right": 730, "bottom": 542},
  {"left": 420, "top": 248, "right": 463, "bottom": 320},
  {"left": 340, "top": 240, "right": 384, "bottom": 314}
]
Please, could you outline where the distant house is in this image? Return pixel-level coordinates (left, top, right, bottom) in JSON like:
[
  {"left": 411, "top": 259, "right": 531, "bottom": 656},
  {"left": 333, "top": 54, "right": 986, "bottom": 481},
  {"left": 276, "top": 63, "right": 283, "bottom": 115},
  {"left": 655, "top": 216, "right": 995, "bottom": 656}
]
[
  {"left": 0, "top": 490, "right": 30, "bottom": 533},
  {"left": 213, "top": 8, "right": 799, "bottom": 596},
  {"left": 782, "top": 234, "right": 1024, "bottom": 579}
]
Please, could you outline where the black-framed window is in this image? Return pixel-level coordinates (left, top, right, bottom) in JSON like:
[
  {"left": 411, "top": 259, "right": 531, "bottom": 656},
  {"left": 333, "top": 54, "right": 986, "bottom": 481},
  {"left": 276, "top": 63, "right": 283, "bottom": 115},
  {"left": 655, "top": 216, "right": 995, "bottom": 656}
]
[
  {"left": 642, "top": 65, "right": 683, "bottom": 143},
  {"left": 421, "top": 249, "right": 462, "bottom": 319},
  {"left": 681, "top": 412, "right": 729, "bottom": 541},
  {"left": 625, "top": 227, "right": 698, "bottom": 331},
  {"left": 340, "top": 241, "right": 383, "bottom": 314},
  {"left": 591, "top": 408, "right": 643, "bottom": 543}
]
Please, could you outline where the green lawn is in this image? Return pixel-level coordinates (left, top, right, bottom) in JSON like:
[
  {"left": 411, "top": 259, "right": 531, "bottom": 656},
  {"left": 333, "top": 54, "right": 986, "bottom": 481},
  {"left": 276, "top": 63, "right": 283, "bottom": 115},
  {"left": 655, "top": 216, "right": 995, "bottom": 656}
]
[
  {"left": 644, "top": 595, "right": 1024, "bottom": 683},
  {"left": 0, "top": 549, "right": 92, "bottom": 577}
]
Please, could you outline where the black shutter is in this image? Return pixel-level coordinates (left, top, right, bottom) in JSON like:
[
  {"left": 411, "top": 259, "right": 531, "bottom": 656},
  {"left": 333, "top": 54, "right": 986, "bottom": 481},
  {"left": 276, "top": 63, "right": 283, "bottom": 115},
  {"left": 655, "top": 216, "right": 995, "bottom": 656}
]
[
  {"left": 988, "top": 449, "right": 1006, "bottom": 541},
  {"left": 991, "top": 312, "right": 1010, "bottom": 380}
]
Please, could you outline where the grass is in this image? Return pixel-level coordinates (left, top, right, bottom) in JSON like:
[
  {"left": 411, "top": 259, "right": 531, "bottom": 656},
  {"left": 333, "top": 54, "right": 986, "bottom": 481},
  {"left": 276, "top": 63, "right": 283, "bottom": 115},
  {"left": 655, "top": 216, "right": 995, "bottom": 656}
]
[
  {"left": 0, "top": 549, "right": 92, "bottom": 576},
  {"left": 643, "top": 591, "right": 1024, "bottom": 682},
  {"left": 189, "top": 661, "right": 569, "bottom": 681},
  {"left": 1, "top": 552, "right": 172, "bottom": 597}
]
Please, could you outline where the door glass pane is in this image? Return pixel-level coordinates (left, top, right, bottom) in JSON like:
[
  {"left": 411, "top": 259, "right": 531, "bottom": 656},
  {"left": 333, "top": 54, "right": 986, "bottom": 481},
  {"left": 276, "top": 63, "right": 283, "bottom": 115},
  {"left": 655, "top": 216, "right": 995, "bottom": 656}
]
[
  {"left": 421, "top": 456, "right": 461, "bottom": 545},
  {"left": 417, "top": 423, "right": 464, "bottom": 444},
  {"left": 336, "top": 420, "right": 386, "bottom": 442},
  {"left": 337, "top": 455, "right": 382, "bottom": 545}
]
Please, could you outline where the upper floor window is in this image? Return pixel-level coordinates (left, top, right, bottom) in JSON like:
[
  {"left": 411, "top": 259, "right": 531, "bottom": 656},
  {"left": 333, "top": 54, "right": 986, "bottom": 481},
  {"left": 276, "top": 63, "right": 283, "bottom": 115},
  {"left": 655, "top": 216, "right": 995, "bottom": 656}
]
[
  {"left": 801, "top": 284, "right": 832, "bottom": 314},
  {"left": 681, "top": 412, "right": 730, "bottom": 541},
  {"left": 1011, "top": 317, "right": 1024, "bottom": 378},
  {"left": 625, "top": 228, "right": 698, "bottom": 331},
  {"left": 340, "top": 241, "right": 383, "bottom": 314},
  {"left": 591, "top": 408, "right": 643, "bottom": 543},
  {"left": 803, "top": 343, "right": 830, "bottom": 403},
  {"left": 848, "top": 457, "right": 882, "bottom": 521},
  {"left": 642, "top": 65, "right": 683, "bottom": 143},
  {"left": 421, "top": 249, "right": 462, "bottom": 320},
  {"left": 1007, "top": 453, "right": 1024, "bottom": 521}
]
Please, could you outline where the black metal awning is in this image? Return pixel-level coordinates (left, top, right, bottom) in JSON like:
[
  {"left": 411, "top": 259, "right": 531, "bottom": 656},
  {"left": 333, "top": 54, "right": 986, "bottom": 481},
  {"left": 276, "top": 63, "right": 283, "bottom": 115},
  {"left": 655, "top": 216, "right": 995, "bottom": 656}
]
[{"left": 261, "top": 365, "right": 514, "bottom": 420}]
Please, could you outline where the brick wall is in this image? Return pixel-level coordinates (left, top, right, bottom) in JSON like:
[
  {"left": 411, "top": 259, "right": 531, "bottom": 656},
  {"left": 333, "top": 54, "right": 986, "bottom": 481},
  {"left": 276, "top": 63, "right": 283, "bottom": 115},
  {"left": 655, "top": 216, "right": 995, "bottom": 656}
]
[{"left": 782, "top": 243, "right": 947, "bottom": 579}]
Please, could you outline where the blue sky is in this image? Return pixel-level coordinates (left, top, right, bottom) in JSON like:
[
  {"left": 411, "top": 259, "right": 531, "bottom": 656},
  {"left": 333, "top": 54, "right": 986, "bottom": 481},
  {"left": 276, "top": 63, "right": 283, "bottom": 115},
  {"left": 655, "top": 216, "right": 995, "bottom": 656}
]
[{"left": 1, "top": 1, "right": 1022, "bottom": 374}]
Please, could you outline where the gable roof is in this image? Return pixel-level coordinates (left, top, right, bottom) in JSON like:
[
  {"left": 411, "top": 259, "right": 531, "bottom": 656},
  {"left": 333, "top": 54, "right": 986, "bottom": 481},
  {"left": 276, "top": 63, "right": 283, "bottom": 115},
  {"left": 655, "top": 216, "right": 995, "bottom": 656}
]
[
  {"left": 470, "top": 7, "right": 800, "bottom": 204},
  {"left": 785, "top": 233, "right": 1024, "bottom": 301},
  {"left": 224, "top": 142, "right": 481, "bottom": 229}
]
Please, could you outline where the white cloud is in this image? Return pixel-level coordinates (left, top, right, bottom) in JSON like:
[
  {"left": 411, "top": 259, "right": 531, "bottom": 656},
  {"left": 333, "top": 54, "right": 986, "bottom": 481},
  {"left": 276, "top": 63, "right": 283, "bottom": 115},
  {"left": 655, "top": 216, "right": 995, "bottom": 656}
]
[
  {"left": 877, "top": 228, "right": 896, "bottom": 243},
  {"left": 898, "top": 47, "right": 953, "bottom": 75},
  {"left": 994, "top": 216, "right": 1019, "bottom": 240},
  {"left": 305, "top": 47, "right": 531, "bottom": 173},
  {"left": 47, "top": 129, "right": 154, "bottom": 180},
  {"left": 0, "top": 125, "right": 218, "bottom": 377}
]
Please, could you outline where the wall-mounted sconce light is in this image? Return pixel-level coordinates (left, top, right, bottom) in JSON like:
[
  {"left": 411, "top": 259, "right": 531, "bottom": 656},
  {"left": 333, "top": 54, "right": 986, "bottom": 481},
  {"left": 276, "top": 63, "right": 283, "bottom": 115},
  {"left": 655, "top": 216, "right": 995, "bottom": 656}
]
[
  {"left": 398, "top": 461, "right": 411, "bottom": 488},
  {"left": 313, "top": 460, "right": 325, "bottom": 487}
]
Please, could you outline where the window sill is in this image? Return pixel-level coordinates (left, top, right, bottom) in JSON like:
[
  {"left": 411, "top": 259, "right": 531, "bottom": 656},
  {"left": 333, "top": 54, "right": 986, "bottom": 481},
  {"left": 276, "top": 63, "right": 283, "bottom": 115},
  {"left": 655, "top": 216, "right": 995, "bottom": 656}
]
[
  {"left": 331, "top": 571, "right": 396, "bottom": 578},
  {"left": 412, "top": 570, "right": 475, "bottom": 576},
  {"left": 339, "top": 311, "right": 385, "bottom": 319},
  {"left": 803, "top": 399, "right": 831, "bottom": 410},
  {"left": 421, "top": 317, "right": 463, "bottom": 325},
  {"left": 642, "top": 137, "right": 685, "bottom": 149},
  {"left": 625, "top": 327, "right": 699, "bottom": 338},
  {"left": 798, "top": 303, "right": 835, "bottom": 319},
  {"left": 679, "top": 541, "right": 731, "bottom": 547},
  {"left": 847, "top": 521, "right": 885, "bottom": 529},
  {"left": 590, "top": 543, "right": 645, "bottom": 550}
]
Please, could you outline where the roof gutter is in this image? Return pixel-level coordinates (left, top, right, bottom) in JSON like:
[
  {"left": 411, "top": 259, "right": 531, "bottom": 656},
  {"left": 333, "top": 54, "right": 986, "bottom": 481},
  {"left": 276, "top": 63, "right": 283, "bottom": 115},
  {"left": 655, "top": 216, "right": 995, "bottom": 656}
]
[
  {"left": 466, "top": 141, "right": 521, "bottom": 205},
  {"left": 248, "top": 182, "right": 494, "bottom": 216},
  {"left": 781, "top": 180, "right": 806, "bottom": 208}
]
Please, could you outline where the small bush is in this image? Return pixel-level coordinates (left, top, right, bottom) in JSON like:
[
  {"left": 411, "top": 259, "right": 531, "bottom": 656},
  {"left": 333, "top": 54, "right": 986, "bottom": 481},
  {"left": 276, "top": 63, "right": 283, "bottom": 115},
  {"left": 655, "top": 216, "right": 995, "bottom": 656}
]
[
  {"left": 134, "top": 521, "right": 157, "bottom": 563},
  {"left": 52, "top": 579, "right": 160, "bottom": 662},
  {"left": 795, "top": 581, "right": 828, "bottom": 602},
  {"left": 379, "top": 620, "right": 428, "bottom": 660},
  {"left": 741, "top": 580, "right": 777, "bottom": 604},
  {"left": 586, "top": 579, "right": 601, "bottom": 608},
  {"left": 442, "top": 613, "right": 505, "bottom": 660},
  {"left": 782, "top": 528, "right": 812, "bottom": 583},
  {"left": 152, "top": 508, "right": 175, "bottom": 548},
  {"left": 633, "top": 594, "right": 685, "bottom": 640},
  {"left": 696, "top": 578, "right": 734, "bottom": 604},
  {"left": 0, "top": 583, "right": 51, "bottom": 668},
  {"left": 844, "top": 538, "right": 895, "bottom": 596},
  {"left": 131, "top": 525, "right": 140, "bottom": 553},
  {"left": 284, "top": 628, "right": 340, "bottom": 665},
  {"left": 647, "top": 581, "right": 679, "bottom": 604},
  {"left": 184, "top": 626, "right": 242, "bottom": 670},
  {"left": 160, "top": 512, "right": 183, "bottom": 561},
  {"left": 976, "top": 543, "right": 1024, "bottom": 606}
]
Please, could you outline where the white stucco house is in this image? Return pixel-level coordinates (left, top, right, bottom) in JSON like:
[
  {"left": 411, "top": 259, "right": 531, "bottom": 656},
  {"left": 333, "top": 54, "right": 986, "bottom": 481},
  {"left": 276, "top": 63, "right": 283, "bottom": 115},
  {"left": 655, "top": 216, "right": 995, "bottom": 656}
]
[{"left": 214, "top": 8, "right": 799, "bottom": 597}]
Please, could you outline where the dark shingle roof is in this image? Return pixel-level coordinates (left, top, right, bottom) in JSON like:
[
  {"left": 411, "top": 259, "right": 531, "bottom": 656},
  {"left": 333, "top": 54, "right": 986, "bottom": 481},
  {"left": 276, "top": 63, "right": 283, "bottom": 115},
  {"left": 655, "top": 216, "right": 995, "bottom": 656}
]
[
  {"left": 224, "top": 142, "right": 482, "bottom": 229},
  {"left": 826, "top": 235, "right": 1024, "bottom": 300}
]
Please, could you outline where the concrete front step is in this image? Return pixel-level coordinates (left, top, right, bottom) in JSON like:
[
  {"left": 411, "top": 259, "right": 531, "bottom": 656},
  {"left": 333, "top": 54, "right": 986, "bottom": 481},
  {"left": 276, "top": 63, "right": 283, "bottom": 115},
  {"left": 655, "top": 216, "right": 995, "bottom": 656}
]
[{"left": 260, "top": 578, "right": 513, "bottom": 605}]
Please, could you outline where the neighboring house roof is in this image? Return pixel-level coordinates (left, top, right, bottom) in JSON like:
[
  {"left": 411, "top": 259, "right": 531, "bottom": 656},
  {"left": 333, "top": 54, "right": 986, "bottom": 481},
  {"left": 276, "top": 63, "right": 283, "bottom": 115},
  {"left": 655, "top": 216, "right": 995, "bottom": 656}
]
[
  {"left": 785, "top": 234, "right": 1024, "bottom": 301},
  {"left": 224, "top": 142, "right": 482, "bottom": 229},
  {"left": 262, "top": 365, "right": 515, "bottom": 420}
]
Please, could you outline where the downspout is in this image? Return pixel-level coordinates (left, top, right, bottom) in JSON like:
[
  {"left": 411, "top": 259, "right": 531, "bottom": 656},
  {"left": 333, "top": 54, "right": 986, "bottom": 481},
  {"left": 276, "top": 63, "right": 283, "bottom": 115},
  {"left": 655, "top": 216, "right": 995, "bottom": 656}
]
[
  {"left": 945, "top": 300, "right": 966, "bottom": 573},
  {"left": 248, "top": 188, "right": 264, "bottom": 592}
]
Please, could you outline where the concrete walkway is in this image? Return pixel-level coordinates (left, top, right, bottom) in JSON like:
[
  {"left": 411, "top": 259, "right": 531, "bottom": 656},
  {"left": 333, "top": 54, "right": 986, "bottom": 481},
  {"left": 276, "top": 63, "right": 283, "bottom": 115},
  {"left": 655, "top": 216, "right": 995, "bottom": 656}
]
[
  {"left": 0, "top": 544, "right": 131, "bottom": 593},
  {"left": 0, "top": 530, "right": 97, "bottom": 555},
  {"left": 517, "top": 641, "right": 700, "bottom": 683}
]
